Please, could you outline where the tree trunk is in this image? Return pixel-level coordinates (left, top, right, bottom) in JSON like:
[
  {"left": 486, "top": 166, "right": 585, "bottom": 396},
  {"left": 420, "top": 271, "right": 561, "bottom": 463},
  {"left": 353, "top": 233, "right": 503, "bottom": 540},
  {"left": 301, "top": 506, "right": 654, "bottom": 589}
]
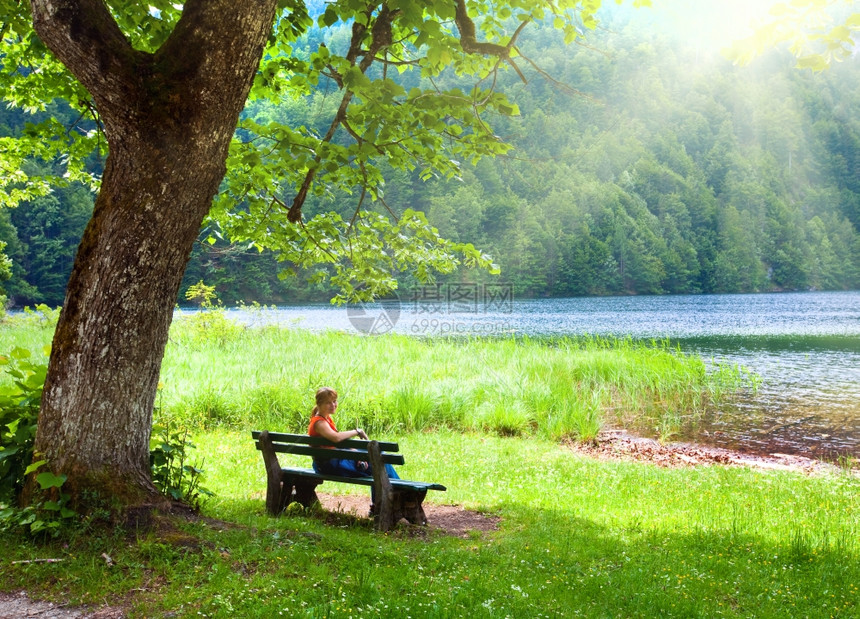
[{"left": 28, "top": 0, "right": 278, "bottom": 506}]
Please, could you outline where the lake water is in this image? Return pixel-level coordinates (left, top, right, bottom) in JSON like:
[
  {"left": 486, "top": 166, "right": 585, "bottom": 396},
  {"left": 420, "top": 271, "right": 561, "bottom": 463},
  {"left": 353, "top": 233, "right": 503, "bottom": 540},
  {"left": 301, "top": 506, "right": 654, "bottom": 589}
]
[{"left": 213, "top": 290, "right": 860, "bottom": 459}]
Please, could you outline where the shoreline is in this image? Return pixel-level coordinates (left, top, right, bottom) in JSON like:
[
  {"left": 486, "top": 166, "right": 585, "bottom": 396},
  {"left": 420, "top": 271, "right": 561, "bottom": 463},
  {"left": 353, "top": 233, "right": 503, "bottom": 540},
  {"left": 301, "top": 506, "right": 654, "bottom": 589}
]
[{"left": 566, "top": 429, "right": 856, "bottom": 475}]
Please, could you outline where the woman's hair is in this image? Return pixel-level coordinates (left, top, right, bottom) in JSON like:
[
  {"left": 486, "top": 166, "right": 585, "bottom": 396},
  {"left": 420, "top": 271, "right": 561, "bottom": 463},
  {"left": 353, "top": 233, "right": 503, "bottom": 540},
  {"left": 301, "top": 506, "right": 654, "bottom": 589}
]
[{"left": 312, "top": 386, "right": 338, "bottom": 416}]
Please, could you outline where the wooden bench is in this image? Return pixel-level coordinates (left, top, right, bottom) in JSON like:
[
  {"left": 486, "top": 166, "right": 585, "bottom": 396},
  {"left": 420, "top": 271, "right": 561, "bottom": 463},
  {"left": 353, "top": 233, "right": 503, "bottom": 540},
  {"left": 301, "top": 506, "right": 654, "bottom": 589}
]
[{"left": 252, "top": 430, "right": 446, "bottom": 531}]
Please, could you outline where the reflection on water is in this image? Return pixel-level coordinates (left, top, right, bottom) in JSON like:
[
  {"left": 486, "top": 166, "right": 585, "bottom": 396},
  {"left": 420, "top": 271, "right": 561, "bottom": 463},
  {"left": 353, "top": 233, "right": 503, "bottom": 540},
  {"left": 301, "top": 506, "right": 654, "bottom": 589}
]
[
  {"left": 680, "top": 337, "right": 860, "bottom": 459},
  {"left": 214, "top": 290, "right": 860, "bottom": 458}
]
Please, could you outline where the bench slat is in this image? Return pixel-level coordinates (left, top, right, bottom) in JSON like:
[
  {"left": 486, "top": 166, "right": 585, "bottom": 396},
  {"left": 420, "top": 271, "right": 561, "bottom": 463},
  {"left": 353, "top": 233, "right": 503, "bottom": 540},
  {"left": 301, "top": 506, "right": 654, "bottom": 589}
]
[
  {"left": 256, "top": 442, "right": 405, "bottom": 465},
  {"left": 251, "top": 430, "right": 399, "bottom": 452},
  {"left": 281, "top": 467, "right": 447, "bottom": 492}
]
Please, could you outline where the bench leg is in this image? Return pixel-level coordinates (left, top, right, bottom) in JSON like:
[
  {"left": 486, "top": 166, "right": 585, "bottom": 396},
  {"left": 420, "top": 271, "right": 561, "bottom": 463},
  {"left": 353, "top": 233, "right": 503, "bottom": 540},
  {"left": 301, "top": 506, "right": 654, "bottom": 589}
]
[
  {"left": 267, "top": 478, "right": 291, "bottom": 516},
  {"left": 289, "top": 476, "right": 321, "bottom": 509},
  {"left": 260, "top": 431, "right": 291, "bottom": 516},
  {"left": 264, "top": 473, "right": 292, "bottom": 516},
  {"left": 367, "top": 441, "right": 430, "bottom": 529},
  {"left": 392, "top": 489, "right": 428, "bottom": 526}
]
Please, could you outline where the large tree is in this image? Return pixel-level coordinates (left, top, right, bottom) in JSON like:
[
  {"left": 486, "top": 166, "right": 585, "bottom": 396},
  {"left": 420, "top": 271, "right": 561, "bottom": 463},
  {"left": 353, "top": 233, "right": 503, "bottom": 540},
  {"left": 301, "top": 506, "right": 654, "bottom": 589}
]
[{"left": 1, "top": 0, "right": 625, "bottom": 510}]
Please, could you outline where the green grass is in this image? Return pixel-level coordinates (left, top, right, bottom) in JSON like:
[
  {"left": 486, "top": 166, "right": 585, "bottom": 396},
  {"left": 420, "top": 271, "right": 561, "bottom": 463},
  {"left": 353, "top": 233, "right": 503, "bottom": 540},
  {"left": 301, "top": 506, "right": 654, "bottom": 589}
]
[
  {"left": 5, "top": 314, "right": 853, "bottom": 617},
  {"left": 1, "top": 315, "right": 745, "bottom": 443},
  {"left": 1, "top": 429, "right": 858, "bottom": 617}
]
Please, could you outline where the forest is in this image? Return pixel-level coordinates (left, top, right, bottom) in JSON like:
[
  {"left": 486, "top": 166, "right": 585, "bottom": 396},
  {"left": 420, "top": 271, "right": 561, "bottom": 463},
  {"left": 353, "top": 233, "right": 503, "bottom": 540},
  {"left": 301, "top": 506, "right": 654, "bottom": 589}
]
[{"left": 2, "top": 5, "right": 858, "bottom": 307}]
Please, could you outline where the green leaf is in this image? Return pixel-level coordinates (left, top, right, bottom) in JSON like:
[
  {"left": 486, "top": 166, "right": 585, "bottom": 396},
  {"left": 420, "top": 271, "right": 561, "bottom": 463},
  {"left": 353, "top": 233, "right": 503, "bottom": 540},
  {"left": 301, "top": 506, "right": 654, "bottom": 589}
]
[
  {"left": 0, "top": 448, "right": 20, "bottom": 461},
  {"left": 36, "top": 471, "right": 67, "bottom": 490},
  {"left": 796, "top": 55, "right": 828, "bottom": 71},
  {"left": 320, "top": 7, "right": 339, "bottom": 27},
  {"left": 24, "top": 459, "right": 47, "bottom": 475},
  {"left": 10, "top": 347, "right": 30, "bottom": 360}
]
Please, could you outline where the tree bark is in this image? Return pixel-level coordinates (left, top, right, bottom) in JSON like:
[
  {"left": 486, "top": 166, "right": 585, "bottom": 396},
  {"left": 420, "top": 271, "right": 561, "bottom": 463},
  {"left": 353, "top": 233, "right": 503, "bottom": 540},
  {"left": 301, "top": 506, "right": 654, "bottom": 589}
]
[{"left": 28, "top": 0, "right": 278, "bottom": 506}]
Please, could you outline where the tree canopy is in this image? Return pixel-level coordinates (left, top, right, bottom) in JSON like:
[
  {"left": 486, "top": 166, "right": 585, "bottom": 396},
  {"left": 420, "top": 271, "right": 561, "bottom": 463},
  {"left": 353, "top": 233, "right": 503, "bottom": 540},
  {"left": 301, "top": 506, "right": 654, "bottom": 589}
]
[{"left": 730, "top": 0, "right": 860, "bottom": 71}]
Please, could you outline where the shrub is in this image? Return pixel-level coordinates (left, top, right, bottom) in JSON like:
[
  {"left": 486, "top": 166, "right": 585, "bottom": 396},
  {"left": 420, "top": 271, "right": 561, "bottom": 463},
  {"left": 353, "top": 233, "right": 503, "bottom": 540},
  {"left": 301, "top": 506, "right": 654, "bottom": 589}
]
[
  {"left": 149, "top": 423, "right": 213, "bottom": 509},
  {"left": 0, "top": 347, "right": 46, "bottom": 503},
  {"left": 0, "top": 348, "right": 77, "bottom": 537}
]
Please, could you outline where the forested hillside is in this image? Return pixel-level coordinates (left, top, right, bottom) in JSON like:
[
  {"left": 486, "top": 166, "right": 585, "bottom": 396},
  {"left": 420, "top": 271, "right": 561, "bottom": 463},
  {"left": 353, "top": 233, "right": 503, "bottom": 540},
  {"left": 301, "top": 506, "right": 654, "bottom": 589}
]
[
  {"left": 2, "top": 7, "right": 858, "bottom": 306},
  {"left": 421, "top": 20, "right": 860, "bottom": 297}
]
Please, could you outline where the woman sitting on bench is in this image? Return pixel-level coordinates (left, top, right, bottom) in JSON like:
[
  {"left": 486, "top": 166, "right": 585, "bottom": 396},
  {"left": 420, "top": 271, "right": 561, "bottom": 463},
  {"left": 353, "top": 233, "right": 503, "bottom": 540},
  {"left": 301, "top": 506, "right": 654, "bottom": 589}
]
[{"left": 308, "top": 386, "right": 400, "bottom": 485}]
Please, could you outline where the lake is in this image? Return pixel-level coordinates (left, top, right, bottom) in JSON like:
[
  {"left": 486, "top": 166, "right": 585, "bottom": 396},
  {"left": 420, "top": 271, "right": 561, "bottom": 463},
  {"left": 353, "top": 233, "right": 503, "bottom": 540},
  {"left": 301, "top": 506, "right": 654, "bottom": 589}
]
[{"left": 213, "top": 290, "right": 860, "bottom": 459}]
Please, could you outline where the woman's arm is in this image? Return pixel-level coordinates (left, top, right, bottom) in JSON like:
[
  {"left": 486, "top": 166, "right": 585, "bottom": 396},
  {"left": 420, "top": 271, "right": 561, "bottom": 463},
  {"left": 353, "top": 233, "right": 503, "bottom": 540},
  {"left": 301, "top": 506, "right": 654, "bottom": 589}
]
[{"left": 312, "top": 419, "right": 368, "bottom": 443}]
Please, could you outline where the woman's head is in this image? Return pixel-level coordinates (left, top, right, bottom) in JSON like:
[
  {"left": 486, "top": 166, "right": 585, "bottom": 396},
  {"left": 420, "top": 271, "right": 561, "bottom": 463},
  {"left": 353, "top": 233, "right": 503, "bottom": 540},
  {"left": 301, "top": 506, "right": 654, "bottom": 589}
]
[{"left": 312, "top": 386, "right": 338, "bottom": 416}]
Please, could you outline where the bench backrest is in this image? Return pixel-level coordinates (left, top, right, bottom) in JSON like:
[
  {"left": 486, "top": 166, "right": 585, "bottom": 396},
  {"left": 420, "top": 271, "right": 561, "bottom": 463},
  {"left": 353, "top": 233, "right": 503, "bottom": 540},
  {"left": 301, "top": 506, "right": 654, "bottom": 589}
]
[{"left": 251, "top": 431, "right": 405, "bottom": 465}]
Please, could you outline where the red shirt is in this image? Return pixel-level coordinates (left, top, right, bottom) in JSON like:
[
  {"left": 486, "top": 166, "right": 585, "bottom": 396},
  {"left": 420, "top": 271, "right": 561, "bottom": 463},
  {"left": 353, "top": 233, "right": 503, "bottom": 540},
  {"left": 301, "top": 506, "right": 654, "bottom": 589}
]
[{"left": 308, "top": 415, "right": 336, "bottom": 437}]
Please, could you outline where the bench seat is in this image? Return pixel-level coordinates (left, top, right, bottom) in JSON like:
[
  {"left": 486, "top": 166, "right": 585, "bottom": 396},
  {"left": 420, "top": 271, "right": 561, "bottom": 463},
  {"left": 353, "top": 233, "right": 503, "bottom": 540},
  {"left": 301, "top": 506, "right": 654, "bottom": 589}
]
[{"left": 278, "top": 467, "right": 446, "bottom": 493}]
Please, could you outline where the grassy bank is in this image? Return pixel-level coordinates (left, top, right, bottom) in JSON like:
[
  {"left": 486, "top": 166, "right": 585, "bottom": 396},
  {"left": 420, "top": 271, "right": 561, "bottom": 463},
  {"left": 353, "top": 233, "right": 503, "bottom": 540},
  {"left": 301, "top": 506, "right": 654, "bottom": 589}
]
[
  {"left": 1, "top": 310, "right": 751, "bottom": 442},
  {"left": 161, "top": 328, "right": 746, "bottom": 442},
  {"left": 2, "top": 429, "right": 858, "bottom": 617}
]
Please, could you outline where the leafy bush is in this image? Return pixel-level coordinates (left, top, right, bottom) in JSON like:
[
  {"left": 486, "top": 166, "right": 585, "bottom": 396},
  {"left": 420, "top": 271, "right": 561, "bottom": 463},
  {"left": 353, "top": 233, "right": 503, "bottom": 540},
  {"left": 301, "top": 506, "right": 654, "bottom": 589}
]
[
  {"left": 0, "top": 347, "right": 47, "bottom": 503},
  {"left": 171, "top": 282, "right": 244, "bottom": 348},
  {"left": 0, "top": 459, "right": 76, "bottom": 537},
  {"left": 171, "top": 309, "right": 245, "bottom": 348},
  {"left": 149, "top": 423, "right": 213, "bottom": 508},
  {"left": 1, "top": 347, "right": 212, "bottom": 535},
  {"left": 0, "top": 348, "right": 77, "bottom": 536},
  {"left": 0, "top": 240, "right": 10, "bottom": 320},
  {"left": 12, "top": 304, "right": 61, "bottom": 328}
]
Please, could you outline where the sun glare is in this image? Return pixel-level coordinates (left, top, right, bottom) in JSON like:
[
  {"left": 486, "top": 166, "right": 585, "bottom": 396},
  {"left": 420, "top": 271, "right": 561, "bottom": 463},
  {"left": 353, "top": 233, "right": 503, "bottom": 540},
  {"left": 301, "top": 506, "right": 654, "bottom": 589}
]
[{"left": 650, "top": 0, "right": 784, "bottom": 51}]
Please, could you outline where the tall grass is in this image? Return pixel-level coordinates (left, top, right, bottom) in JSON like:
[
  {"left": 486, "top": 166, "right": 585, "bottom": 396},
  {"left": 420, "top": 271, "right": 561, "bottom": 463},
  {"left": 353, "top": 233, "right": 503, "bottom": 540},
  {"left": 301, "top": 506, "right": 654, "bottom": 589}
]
[
  {"left": 0, "top": 312, "right": 751, "bottom": 442},
  {"left": 155, "top": 317, "right": 749, "bottom": 442},
  {"left": 0, "top": 308, "right": 57, "bottom": 356}
]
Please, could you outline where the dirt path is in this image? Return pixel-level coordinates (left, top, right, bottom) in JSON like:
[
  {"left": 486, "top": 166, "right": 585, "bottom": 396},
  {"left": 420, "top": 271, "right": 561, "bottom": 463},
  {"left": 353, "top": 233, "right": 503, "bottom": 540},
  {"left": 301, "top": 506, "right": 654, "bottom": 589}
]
[
  {"left": 0, "top": 591, "right": 124, "bottom": 618},
  {"left": 314, "top": 491, "right": 500, "bottom": 537}
]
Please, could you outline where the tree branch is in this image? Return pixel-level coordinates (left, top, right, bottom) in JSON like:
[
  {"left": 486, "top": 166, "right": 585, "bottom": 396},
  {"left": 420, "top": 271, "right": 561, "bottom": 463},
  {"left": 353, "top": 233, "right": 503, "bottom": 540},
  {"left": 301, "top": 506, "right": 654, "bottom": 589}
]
[
  {"left": 515, "top": 47, "right": 592, "bottom": 99},
  {"left": 454, "top": 1, "right": 531, "bottom": 83},
  {"left": 454, "top": 0, "right": 509, "bottom": 57},
  {"left": 32, "top": 0, "right": 279, "bottom": 136},
  {"left": 30, "top": 0, "right": 139, "bottom": 111},
  {"left": 151, "top": 0, "right": 279, "bottom": 132},
  {"left": 287, "top": 3, "right": 395, "bottom": 223}
]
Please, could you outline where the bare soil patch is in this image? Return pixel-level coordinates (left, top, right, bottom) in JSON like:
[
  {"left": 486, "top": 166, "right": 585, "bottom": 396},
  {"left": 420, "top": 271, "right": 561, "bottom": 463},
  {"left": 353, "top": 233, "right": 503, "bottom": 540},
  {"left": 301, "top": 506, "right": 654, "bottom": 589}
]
[
  {"left": 316, "top": 491, "right": 500, "bottom": 538},
  {"left": 567, "top": 429, "right": 846, "bottom": 474}
]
